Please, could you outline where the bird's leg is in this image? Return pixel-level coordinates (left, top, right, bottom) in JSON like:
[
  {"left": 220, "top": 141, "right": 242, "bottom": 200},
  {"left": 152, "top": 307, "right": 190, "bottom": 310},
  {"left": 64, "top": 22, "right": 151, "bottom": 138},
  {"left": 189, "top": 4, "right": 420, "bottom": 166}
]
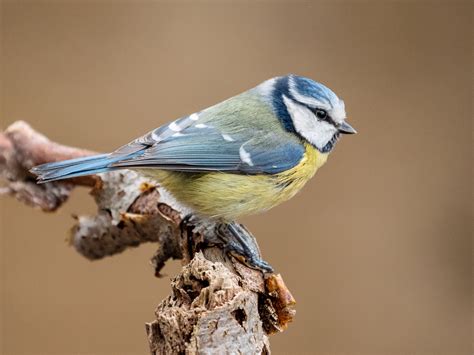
[
  {"left": 179, "top": 215, "right": 273, "bottom": 273},
  {"left": 216, "top": 221, "right": 274, "bottom": 273},
  {"left": 179, "top": 214, "right": 202, "bottom": 263}
]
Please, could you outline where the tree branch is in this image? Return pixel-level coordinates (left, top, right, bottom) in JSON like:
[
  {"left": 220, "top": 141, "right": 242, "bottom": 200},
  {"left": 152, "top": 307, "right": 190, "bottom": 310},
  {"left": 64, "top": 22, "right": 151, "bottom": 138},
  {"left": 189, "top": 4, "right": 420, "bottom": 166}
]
[{"left": 0, "top": 121, "right": 296, "bottom": 354}]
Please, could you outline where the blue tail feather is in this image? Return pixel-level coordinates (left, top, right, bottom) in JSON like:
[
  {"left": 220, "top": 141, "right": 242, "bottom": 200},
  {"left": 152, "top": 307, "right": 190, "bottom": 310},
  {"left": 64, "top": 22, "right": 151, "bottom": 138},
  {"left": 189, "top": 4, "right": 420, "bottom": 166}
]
[
  {"left": 31, "top": 154, "right": 109, "bottom": 173},
  {"left": 31, "top": 152, "right": 141, "bottom": 183}
]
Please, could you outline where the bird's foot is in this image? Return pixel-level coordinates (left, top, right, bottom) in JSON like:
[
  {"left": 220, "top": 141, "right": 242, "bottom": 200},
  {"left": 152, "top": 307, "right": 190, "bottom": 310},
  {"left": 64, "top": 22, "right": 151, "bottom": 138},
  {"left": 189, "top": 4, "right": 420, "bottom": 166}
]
[
  {"left": 179, "top": 215, "right": 273, "bottom": 273},
  {"left": 216, "top": 222, "right": 274, "bottom": 273}
]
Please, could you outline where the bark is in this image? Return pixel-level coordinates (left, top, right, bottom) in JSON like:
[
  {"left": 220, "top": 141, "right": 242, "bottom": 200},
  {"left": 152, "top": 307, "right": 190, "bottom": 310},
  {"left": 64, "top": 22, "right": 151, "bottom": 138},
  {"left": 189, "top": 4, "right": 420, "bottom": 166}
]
[{"left": 0, "top": 121, "right": 296, "bottom": 354}]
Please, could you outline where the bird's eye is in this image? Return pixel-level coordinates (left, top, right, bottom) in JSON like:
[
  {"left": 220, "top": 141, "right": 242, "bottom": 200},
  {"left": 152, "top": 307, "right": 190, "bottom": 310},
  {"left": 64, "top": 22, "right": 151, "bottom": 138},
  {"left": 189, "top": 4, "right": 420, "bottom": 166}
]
[{"left": 315, "top": 109, "right": 328, "bottom": 120}]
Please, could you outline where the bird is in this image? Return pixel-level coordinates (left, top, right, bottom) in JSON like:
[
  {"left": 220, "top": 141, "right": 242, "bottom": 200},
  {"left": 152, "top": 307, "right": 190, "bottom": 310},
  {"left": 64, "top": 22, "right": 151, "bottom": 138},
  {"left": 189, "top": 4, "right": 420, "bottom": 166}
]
[{"left": 32, "top": 74, "right": 356, "bottom": 271}]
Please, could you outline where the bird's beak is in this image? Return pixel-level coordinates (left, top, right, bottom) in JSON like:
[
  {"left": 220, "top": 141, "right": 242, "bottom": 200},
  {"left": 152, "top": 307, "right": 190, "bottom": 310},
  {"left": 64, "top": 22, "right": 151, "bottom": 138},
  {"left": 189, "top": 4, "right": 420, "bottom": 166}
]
[{"left": 338, "top": 121, "right": 357, "bottom": 134}]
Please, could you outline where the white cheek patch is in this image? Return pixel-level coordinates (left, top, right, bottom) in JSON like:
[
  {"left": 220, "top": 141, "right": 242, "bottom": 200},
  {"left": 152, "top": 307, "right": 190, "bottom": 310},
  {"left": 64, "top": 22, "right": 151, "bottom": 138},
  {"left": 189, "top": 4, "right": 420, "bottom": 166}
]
[{"left": 283, "top": 95, "right": 337, "bottom": 151}]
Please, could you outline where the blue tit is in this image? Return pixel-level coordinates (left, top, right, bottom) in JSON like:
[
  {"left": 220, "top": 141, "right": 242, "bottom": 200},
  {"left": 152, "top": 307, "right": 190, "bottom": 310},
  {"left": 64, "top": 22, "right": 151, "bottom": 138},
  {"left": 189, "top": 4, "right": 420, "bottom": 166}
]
[{"left": 32, "top": 74, "right": 356, "bottom": 270}]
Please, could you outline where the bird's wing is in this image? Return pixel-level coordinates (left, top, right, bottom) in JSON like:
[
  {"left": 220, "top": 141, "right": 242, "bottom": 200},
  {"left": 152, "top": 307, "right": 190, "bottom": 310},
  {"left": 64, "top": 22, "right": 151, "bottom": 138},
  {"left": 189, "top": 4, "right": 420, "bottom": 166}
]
[
  {"left": 109, "top": 113, "right": 200, "bottom": 156},
  {"left": 111, "top": 122, "right": 305, "bottom": 175}
]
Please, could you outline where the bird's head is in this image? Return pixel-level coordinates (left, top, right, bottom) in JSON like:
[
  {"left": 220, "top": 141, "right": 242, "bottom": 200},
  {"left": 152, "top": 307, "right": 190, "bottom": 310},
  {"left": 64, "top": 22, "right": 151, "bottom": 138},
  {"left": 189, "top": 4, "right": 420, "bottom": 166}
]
[{"left": 258, "top": 74, "right": 356, "bottom": 153}]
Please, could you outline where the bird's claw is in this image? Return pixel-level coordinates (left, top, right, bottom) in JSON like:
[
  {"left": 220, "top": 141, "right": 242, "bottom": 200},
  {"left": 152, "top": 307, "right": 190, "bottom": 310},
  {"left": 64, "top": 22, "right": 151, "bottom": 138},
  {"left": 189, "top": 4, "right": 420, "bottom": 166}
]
[
  {"left": 180, "top": 215, "right": 274, "bottom": 273},
  {"left": 217, "top": 222, "right": 274, "bottom": 273}
]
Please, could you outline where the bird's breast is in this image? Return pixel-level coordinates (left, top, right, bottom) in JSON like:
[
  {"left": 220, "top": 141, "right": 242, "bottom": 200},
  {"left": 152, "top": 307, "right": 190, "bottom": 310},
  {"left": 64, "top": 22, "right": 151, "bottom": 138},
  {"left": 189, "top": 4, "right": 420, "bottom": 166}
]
[{"left": 270, "top": 142, "right": 327, "bottom": 203}]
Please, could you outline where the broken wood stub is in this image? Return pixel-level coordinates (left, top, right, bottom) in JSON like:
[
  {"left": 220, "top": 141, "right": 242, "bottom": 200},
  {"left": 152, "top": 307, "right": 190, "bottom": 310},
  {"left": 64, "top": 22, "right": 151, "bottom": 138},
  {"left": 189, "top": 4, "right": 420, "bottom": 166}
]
[{"left": 145, "top": 220, "right": 297, "bottom": 354}]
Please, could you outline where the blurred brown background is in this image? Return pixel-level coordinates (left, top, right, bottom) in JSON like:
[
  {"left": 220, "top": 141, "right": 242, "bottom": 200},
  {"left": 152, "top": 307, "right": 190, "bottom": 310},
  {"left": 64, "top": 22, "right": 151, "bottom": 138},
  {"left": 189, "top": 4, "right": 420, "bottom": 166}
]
[{"left": 1, "top": 1, "right": 471, "bottom": 354}]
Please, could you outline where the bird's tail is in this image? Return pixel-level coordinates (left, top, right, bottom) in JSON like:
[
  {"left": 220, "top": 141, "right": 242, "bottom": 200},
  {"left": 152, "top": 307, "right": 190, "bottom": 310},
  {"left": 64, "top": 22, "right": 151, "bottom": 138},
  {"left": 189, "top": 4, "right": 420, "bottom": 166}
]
[{"left": 31, "top": 154, "right": 125, "bottom": 183}]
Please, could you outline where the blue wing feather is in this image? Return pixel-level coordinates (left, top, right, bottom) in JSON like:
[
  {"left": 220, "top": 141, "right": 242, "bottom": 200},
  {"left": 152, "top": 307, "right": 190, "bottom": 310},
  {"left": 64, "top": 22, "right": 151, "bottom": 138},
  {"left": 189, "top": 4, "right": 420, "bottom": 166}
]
[{"left": 113, "top": 125, "right": 305, "bottom": 174}]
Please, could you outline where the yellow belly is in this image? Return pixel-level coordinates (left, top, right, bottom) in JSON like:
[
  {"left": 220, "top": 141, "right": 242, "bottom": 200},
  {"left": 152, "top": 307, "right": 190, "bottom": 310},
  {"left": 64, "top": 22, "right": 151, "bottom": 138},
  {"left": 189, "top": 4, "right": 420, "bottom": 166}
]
[{"left": 137, "top": 143, "right": 327, "bottom": 220}]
